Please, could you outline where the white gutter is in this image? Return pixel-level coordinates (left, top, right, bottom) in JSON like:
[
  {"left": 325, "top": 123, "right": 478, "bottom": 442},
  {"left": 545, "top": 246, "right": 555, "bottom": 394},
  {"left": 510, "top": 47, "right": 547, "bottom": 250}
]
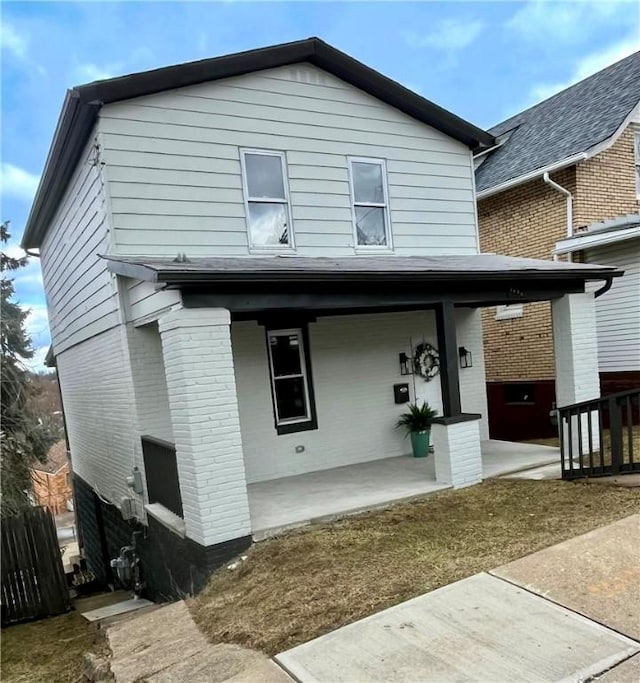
[
  {"left": 476, "top": 152, "right": 587, "bottom": 200},
  {"left": 543, "top": 172, "right": 573, "bottom": 262},
  {"left": 555, "top": 225, "right": 640, "bottom": 255}
]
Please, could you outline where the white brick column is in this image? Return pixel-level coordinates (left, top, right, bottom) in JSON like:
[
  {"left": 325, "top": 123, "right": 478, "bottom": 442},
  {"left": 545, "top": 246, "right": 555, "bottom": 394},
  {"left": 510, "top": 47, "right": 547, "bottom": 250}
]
[
  {"left": 158, "top": 307, "right": 251, "bottom": 546},
  {"left": 432, "top": 415, "right": 483, "bottom": 488},
  {"left": 552, "top": 293, "right": 600, "bottom": 452}
]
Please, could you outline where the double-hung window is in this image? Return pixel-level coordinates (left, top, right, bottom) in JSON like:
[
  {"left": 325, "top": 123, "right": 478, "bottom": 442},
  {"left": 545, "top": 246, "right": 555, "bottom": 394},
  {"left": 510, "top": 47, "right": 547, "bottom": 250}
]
[
  {"left": 240, "top": 149, "right": 293, "bottom": 249},
  {"left": 266, "top": 327, "right": 317, "bottom": 434},
  {"left": 349, "top": 157, "right": 392, "bottom": 249}
]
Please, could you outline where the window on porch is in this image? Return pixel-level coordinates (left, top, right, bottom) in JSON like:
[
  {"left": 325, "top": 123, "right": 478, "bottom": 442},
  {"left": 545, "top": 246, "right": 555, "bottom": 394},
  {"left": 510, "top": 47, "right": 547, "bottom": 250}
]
[{"left": 267, "top": 327, "right": 317, "bottom": 435}]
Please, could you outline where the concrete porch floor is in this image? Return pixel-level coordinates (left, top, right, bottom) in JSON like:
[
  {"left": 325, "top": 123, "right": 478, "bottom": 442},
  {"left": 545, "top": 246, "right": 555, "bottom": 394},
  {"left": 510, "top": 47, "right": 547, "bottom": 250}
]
[{"left": 248, "top": 440, "right": 559, "bottom": 538}]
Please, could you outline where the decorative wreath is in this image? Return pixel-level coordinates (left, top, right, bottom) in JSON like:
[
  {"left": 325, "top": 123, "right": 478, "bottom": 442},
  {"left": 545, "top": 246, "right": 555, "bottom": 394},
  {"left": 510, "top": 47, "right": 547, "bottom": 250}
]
[{"left": 413, "top": 342, "right": 440, "bottom": 381}]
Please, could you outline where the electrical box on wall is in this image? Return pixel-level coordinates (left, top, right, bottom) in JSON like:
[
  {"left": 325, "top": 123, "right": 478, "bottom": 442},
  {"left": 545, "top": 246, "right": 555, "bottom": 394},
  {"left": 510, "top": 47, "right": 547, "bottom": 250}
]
[{"left": 393, "top": 383, "right": 410, "bottom": 404}]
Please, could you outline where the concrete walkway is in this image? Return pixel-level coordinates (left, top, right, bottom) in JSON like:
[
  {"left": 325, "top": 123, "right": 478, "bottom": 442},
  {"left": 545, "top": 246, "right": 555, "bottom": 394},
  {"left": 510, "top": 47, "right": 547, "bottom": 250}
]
[
  {"left": 276, "top": 515, "right": 640, "bottom": 682},
  {"left": 102, "top": 601, "right": 292, "bottom": 683}
]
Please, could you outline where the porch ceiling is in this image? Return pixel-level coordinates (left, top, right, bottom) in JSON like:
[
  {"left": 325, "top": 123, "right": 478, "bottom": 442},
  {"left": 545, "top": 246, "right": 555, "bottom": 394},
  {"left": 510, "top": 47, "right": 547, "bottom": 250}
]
[{"left": 105, "top": 254, "right": 621, "bottom": 314}]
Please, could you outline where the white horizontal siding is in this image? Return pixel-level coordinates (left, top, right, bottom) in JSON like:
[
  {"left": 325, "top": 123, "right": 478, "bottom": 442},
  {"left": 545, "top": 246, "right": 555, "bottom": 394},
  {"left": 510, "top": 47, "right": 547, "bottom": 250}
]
[
  {"left": 123, "top": 278, "right": 181, "bottom": 325},
  {"left": 40, "top": 132, "right": 119, "bottom": 353},
  {"left": 232, "top": 310, "right": 487, "bottom": 484},
  {"left": 584, "top": 239, "right": 640, "bottom": 372},
  {"left": 99, "top": 63, "right": 478, "bottom": 258}
]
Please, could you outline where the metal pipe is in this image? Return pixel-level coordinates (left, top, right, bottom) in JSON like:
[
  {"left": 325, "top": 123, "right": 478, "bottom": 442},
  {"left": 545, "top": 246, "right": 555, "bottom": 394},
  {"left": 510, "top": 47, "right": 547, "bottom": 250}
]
[
  {"left": 543, "top": 172, "right": 573, "bottom": 262},
  {"left": 594, "top": 276, "right": 614, "bottom": 298}
]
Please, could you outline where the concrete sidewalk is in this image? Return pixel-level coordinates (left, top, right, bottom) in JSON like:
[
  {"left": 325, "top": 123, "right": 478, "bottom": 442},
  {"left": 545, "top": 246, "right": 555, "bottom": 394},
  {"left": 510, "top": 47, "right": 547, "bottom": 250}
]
[
  {"left": 101, "top": 601, "right": 292, "bottom": 683},
  {"left": 276, "top": 515, "right": 640, "bottom": 682}
]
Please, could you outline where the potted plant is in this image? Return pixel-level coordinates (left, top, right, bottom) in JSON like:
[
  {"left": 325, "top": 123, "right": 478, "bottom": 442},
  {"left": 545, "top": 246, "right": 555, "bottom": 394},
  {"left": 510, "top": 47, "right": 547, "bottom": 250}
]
[{"left": 396, "top": 402, "right": 439, "bottom": 458}]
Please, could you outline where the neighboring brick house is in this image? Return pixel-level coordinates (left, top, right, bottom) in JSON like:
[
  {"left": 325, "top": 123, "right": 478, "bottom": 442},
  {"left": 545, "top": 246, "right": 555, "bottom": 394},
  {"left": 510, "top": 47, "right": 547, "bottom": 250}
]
[
  {"left": 476, "top": 51, "right": 640, "bottom": 440},
  {"left": 31, "top": 440, "right": 72, "bottom": 515}
]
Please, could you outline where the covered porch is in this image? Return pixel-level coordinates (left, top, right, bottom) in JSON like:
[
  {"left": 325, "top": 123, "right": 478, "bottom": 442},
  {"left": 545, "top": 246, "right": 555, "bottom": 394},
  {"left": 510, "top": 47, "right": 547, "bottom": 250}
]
[
  {"left": 248, "top": 439, "right": 560, "bottom": 537},
  {"left": 110, "top": 253, "right": 619, "bottom": 550}
]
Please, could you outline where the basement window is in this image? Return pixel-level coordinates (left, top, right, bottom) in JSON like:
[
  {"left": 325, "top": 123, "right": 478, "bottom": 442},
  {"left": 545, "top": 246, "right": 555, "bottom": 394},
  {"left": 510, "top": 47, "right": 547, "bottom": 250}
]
[
  {"left": 496, "top": 304, "right": 524, "bottom": 320},
  {"left": 504, "top": 383, "right": 536, "bottom": 404},
  {"left": 266, "top": 327, "right": 318, "bottom": 435}
]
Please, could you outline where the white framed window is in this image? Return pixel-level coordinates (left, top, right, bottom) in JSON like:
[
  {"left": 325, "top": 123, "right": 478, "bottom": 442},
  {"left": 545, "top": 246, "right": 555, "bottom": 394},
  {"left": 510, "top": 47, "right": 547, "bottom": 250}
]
[
  {"left": 635, "top": 130, "right": 640, "bottom": 199},
  {"left": 266, "top": 327, "right": 317, "bottom": 434},
  {"left": 348, "top": 157, "right": 392, "bottom": 249},
  {"left": 496, "top": 304, "right": 524, "bottom": 320},
  {"left": 240, "top": 149, "right": 293, "bottom": 250}
]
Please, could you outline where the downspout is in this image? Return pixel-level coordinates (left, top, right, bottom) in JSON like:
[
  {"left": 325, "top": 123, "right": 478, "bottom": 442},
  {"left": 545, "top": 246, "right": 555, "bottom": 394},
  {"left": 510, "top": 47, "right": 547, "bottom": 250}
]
[{"left": 543, "top": 172, "right": 573, "bottom": 262}]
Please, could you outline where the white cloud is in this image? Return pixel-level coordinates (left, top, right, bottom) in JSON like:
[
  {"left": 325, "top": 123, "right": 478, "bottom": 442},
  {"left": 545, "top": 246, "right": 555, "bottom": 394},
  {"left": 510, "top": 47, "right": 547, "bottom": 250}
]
[
  {"left": 72, "top": 62, "right": 121, "bottom": 84},
  {"left": 530, "top": 36, "right": 639, "bottom": 104},
  {"left": 0, "top": 20, "right": 28, "bottom": 61},
  {"left": 507, "top": 0, "right": 629, "bottom": 43},
  {"left": 405, "top": 18, "right": 485, "bottom": 52},
  {"left": 23, "top": 345, "right": 52, "bottom": 374},
  {"left": 3, "top": 243, "right": 27, "bottom": 261},
  {"left": 0, "top": 163, "right": 40, "bottom": 202}
]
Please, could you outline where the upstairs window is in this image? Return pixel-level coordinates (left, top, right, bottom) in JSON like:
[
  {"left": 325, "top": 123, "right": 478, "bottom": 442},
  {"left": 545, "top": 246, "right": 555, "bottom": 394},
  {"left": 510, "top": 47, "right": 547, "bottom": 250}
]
[
  {"left": 266, "top": 327, "right": 317, "bottom": 435},
  {"left": 240, "top": 150, "right": 293, "bottom": 249},
  {"left": 349, "top": 157, "right": 392, "bottom": 249},
  {"left": 635, "top": 130, "right": 640, "bottom": 198}
]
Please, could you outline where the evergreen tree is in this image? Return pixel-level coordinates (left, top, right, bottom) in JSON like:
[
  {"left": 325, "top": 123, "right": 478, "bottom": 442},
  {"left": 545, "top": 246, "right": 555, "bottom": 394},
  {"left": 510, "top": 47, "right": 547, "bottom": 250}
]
[{"left": 1, "top": 221, "right": 53, "bottom": 515}]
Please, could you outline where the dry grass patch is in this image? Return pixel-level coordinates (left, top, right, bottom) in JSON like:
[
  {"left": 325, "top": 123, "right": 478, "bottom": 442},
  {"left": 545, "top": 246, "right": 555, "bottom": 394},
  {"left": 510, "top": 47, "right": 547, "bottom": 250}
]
[
  {"left": 1, "top": 611, "right": 103, "bottom": 683},
  {"left": 191, "top": 479, "right": 640, "bottom": 655}
]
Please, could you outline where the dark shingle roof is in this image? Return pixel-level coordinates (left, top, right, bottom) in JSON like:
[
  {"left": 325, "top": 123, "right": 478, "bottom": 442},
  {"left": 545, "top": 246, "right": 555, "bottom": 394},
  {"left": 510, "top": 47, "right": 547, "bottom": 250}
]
[
  {"left": 104, "top": 253, "right": 618, "bottom": 284},
  {"left": 476, "top": 51, "right": 640, "bottom": 195}
]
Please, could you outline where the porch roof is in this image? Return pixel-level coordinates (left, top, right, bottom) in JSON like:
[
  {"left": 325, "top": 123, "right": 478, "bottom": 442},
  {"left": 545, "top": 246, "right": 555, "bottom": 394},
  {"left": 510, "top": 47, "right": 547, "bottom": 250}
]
[{"left": 105, "top": 253, "right": 619, "bottom": 285}]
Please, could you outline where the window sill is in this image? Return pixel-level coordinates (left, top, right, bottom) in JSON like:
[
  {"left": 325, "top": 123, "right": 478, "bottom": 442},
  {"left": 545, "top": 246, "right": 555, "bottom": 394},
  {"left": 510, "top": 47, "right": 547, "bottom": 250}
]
[
  {"left": 276, "top": 418, "right": 318, "bottom": 436},
  {"left": 354, "top": 247, "right": 394, "bottom": 255},
  {"left": 144, "top": 503, "right": 186, "bottom": 538},
  {"left": 249, "top": 246, "right": 297, "bottom": 255}
]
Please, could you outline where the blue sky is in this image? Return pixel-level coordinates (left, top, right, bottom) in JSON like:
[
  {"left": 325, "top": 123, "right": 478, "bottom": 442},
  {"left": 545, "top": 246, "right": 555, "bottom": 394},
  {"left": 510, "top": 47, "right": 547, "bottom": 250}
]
[{"left": 1, "top": 0, "right": 638, "bottom": 370}]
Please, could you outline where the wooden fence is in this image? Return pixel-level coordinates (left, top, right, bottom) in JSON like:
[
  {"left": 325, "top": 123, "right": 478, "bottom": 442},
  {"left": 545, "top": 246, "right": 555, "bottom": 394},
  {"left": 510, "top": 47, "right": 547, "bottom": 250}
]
[{"left": 1, "top": 506, "right": 71, "bottom": 625}]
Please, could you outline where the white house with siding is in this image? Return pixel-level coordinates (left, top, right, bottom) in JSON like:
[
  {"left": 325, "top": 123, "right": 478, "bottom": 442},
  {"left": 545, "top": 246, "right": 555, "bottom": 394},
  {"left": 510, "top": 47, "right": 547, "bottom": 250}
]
[
  {"left": 23, "top": 38, "right": 618, "bottom": 599},
  {"left": 555, "top": 214, "right": 640, "bottom": 384}
]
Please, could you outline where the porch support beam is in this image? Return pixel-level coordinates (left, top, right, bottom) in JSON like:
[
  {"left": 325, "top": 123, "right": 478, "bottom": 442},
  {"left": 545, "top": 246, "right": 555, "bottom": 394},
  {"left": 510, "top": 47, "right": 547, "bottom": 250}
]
[
  {"left": 551, "top": 292, "right": 601, "bottom": 454},
  {"left": 181, "top": 282, "right": 584, "bottom": 312},
  {"left": 158, "top": 306, "right": 252, "bottom": 547},
  {"left": 434, "top": 300, "right": 462, "bottom": 418}
]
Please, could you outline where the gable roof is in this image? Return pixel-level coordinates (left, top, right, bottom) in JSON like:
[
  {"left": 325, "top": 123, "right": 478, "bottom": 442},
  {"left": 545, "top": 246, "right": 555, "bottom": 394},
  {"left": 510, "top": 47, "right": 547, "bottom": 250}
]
[
  {"left": 476, "top": 51, "right": 640, "bottom": 196},
  {"left": 22, "top": 37, "right": 494, "bottom": 250}
]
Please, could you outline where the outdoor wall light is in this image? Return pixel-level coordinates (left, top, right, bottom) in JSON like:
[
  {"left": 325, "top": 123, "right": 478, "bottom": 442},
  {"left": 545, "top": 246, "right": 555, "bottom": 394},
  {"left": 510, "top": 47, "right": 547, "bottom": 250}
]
[
  {"left": 399, "top": 352, "right": 413, "bottom": 375},
  {"left": 458, "top": 346, "right": 473, "bottom": 369}
]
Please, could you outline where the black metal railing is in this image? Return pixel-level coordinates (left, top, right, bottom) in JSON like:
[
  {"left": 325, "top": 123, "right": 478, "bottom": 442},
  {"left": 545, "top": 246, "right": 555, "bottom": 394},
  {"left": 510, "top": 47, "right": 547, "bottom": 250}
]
[
  {"left": 559, "top": 389, "right": 640, "bottom": 479},
  {"left": 141, "top": 435, "right": 183, "bottom": 517}
]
